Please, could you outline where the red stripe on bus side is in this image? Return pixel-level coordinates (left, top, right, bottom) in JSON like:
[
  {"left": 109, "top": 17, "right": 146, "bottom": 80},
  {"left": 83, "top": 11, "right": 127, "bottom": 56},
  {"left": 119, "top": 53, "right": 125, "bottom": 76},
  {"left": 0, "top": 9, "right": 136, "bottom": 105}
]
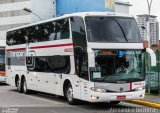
[
  {"left": 130, "top": 83, "right": 132, "bottom": 90},
  {"left": 6, "top": 43, "right": 73, "bottom": 51},
  {"left": 29, "top": 43, "right": 73, "bottom": 49},
  {"left": 6, "top": 48, "right": 26, "bottom": 51}
]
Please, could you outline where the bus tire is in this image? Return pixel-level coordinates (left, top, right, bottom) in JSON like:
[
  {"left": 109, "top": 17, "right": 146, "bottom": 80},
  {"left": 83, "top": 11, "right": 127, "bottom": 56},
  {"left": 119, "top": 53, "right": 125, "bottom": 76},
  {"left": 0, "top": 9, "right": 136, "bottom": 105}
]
[
  {"left": 110, "top": 101, "right": 120, "bottom": 104},
  {"left": 16, "top": 77, "right": 23, "bottom": 93},
  {"left": 65, "top": 83, "right": 78, "bottom": 105},
  {"left": 22, "top": 78, "right": 30, "bottom": 94}
]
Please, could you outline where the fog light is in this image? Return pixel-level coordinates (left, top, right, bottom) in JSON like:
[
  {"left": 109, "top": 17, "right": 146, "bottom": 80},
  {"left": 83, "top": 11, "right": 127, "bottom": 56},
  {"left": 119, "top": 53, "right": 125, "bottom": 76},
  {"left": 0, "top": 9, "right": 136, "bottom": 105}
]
[
  {"left": 135, "top": 86, "right": 145, "bottom": 91},
  {"left": 91, "top": 95, "right": 99, "bottom": 100}
]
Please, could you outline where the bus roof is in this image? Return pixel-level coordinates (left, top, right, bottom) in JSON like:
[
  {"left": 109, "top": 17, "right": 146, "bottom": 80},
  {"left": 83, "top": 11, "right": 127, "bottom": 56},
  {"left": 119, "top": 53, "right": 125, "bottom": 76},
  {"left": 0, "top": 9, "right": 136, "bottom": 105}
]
[{"left": 7, "top": 12, "right": 134, "bottom": 32}]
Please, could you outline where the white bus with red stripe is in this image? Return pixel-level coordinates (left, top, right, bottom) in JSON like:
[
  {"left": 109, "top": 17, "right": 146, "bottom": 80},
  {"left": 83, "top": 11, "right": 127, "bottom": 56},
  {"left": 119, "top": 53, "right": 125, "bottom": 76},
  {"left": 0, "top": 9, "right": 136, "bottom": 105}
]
[{"left": 6, "top": 12, "right": 156, "bottom": 105}]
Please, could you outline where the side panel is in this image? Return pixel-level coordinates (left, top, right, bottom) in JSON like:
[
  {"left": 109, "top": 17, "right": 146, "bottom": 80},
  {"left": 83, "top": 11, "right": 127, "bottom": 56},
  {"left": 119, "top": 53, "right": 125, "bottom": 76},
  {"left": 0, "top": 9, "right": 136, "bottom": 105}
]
[{"left": 6, "top": 44, "right": 27, "bottom": 86}]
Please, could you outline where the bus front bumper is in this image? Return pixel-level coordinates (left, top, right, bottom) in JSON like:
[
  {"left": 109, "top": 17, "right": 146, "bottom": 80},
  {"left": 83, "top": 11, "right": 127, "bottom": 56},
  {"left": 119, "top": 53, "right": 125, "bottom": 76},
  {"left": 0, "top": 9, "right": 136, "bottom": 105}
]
[
  {"left": 89, "top": 90, "right": 145, "bottom": 102},
  {"left": 0, "top": 76, "right": 6, "bottom": 83}
]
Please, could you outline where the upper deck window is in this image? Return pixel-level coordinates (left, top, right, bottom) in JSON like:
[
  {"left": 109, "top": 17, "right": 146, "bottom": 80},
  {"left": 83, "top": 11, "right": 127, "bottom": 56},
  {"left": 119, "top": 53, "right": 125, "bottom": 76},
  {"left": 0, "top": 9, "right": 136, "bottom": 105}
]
[
  {"left": 6, "top": 18, "right": 70, "bottom": 46},
  {"left": 28, "top": 18, "right": 70, "bottom": 43},
  {"left": 85, "top": 17, "right": 142, "bottom": 43}
]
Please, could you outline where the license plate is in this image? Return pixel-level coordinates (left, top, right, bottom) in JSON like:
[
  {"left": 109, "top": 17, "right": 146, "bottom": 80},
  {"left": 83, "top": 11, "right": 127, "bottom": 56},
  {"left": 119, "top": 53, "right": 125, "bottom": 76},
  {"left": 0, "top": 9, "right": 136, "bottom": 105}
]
[{"left": 117, "top": 95, "right": 126, "bottom": 100}]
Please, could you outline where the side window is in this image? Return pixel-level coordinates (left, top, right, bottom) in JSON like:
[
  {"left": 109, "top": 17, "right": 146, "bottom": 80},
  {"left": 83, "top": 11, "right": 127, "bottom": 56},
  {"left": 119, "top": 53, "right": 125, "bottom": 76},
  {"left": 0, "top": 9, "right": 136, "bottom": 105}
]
[
  {"left": 27, "top": 56, "right": 70, "bottom": 74},
  {"left": 28, "top": 19, "right": 70, "bottom": 43},
  {"left": 71, "top": 17, "right": 86, "bottom": 47},
  {"left": 53, "top": 56, "right": 70, "bottom": 74},
  {"left": 6, "top": 30, "right": 27, "bottom": 46},
  {"left": 28, "top": 25, "right": 44, "bottom": 43},
  {"left": 56, "top": 19, "right": 70, "bottom": 40}
]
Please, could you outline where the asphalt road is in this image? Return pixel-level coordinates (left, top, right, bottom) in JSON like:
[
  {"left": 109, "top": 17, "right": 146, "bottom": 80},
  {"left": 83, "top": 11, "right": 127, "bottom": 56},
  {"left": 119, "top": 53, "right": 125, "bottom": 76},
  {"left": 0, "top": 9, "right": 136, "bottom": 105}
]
[{"left": 0, "top": 83, "right": 159, "bottom": 113}]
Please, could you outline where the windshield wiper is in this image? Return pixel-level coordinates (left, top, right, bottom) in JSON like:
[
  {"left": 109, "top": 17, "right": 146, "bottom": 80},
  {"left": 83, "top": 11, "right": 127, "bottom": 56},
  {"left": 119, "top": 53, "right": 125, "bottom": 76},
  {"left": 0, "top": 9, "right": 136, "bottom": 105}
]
[
  {"left": 120, "top": 78, "right": 144, "bottom": 82},
  {"left": 111, "top": 18, "right": 128, "bottom": 42},
  {"left": 99, "top": 76, "right": 109, "bottom": 82}
]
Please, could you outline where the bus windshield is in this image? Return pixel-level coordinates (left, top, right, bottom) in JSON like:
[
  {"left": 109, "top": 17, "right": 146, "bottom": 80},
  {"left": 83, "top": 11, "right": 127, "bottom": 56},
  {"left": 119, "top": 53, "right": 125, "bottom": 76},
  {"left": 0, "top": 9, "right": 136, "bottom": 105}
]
[
  {"left": 0, "top": 64, "right": 5, "bottom": 71},
  {"left": 85, "top": 17, "right": 141, "bottom": 43},
  {"left": 90, "top": 50, "right": 144, "bottom": 83}
]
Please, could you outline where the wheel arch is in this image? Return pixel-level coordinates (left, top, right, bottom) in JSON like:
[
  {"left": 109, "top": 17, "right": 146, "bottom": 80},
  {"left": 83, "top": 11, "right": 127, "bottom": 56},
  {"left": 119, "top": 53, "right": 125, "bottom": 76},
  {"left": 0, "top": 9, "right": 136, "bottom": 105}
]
[
  {"left": 15, "top": 74, "right": 19, "bottom": 87},
  {"left": 63, "top": 79, "right": 72, "bottom": 96},
  {"left": 21, "top": 75, "right": 25, "bottom": 83}
]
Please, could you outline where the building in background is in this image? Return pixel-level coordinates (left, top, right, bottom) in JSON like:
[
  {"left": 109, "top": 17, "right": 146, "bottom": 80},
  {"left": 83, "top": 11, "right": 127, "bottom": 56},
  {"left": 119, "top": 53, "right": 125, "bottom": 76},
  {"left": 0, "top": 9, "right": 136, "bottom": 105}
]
[
  {"left": 56, "top": 0, "right": 115, "bottom": 16},
  {"left": 56, "top": 0, "right": 131, "bottom": 16},
  {"left": 115, "top": 0, "right": 132, "bottom": 14},
  {"left": 0, "top": 0, "right": 55, "bottom": 78},
  {"left": 0, "top": 0, "right": 55, "bottom": 43},
  {"left": 137, "top": 14, "right": 159, "bottom": 46}
]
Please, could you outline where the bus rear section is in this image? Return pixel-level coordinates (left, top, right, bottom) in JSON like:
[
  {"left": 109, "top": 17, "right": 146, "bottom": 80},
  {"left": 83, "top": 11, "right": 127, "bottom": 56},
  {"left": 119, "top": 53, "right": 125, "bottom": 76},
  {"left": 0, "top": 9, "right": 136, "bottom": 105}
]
[{"left": 0, "top": 49, "right": 5, "bottom": 83}]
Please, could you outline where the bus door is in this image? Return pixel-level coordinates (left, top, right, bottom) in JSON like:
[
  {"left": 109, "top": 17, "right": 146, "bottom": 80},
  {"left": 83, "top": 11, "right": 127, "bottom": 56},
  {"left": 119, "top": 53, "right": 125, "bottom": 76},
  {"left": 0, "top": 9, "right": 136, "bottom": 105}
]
[
  {"left": 70, "top": 16, "right": 88, "bottom": 100},
  {"left": 73, "top": 46, "right": 89, "bottom": 100},
  {"left": 54, "top": 55, "right": 70, "bottom": 96},
  {"left": 26, "top": 50, "right": 37, "bottom": 90},
  {"left": 54, "top": 72, "right": 63, "bottom": 96}
]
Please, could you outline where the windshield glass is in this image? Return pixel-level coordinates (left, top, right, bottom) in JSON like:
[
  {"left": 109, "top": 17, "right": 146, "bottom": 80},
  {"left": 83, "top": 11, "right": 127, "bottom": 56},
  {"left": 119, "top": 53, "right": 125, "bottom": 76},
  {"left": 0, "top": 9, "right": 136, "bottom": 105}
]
[
  {"left": 0, "top": 64, "right": 5, "bottom": 71},
  {"left": 85, "top": 17, "right": 141, "bottom": 43},
  {"left": 90, "top": 50, "right": 144, "bottom": 83}
]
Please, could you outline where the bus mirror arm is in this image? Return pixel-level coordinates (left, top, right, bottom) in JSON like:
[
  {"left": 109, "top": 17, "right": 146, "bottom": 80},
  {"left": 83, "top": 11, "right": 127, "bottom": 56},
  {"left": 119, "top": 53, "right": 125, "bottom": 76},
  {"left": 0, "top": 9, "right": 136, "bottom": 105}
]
[
  {"left": 146, "top": 48, "right": 156, "bottom": 66},
  {"left": 87, "top": 48, "right": 95, "bottom": 67}
]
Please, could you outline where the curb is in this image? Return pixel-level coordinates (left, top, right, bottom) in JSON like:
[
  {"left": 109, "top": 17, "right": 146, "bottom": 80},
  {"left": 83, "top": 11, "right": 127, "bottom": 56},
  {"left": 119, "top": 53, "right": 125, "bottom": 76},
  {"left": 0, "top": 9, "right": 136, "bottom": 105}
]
[{"left": 125, "top": 100, "right": 160, "bottom": 109}]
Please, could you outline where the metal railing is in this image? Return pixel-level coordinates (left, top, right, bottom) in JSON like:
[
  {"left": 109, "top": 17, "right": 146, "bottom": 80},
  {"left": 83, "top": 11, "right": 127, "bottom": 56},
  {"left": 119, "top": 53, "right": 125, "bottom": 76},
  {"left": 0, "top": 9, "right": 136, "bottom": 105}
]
[{"left": 145, "top": 50, "right": 160, "bottom": 95}]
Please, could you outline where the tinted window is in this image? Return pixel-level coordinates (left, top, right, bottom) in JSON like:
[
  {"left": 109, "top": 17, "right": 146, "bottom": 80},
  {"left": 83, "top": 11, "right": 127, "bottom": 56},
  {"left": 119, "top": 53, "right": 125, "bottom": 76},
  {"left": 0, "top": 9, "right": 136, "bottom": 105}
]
[
  {"left": 28, "top": 18, "right": 70, "bottom": 43},
  {"left": 27, "top": 56, "right": 70, "bottom": 74},
  {"left": 85, "top": 17, "right": 141, "bottom": 43},
  {"left": 71, "top": 17, "right": 88, "bottom": 80},
  {"left": 7, "top": 29, "right": 27, "bottom": 45},
  {"left": 6, "top": 18, "right": 70, "bottom": 45},
  {"left": 71, "top": 17, "right": 86, "bottom": 43}
]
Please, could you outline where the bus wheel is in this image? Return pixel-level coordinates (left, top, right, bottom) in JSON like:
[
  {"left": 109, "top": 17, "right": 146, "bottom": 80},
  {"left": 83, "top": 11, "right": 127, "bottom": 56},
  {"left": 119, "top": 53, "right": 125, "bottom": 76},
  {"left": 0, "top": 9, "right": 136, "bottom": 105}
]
[
  {"left": 110, "top": 101, "right": 120, "bottom": 104},
  {"left": 65, "top": 84, "right": 78, "bottom": 105},
  {"left": 22, "top": 78, "right": 29, "bottom": 94},
  {"left": 17, "top": 78, "right": 23, "bottom": 93}
]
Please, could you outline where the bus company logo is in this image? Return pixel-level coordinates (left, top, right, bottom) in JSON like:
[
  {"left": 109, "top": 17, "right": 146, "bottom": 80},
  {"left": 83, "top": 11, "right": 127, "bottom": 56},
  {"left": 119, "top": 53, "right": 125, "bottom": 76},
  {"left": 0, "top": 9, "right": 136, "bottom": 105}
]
[
  {"left": 10, "top": 51, "right": 25, "bottom": 57},
  {"left": 120, "top": 87, "right": 123, "bottom": 92},
  {"left": 64, "top": 48, "right": 73, "bottom": 52}
]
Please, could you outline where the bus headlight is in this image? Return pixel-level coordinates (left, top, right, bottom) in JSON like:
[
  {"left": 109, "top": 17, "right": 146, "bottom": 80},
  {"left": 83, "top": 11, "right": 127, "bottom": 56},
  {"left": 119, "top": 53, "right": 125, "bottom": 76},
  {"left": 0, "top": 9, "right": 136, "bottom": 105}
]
[
  {"left": 91, "top": 87, "right": 107, "bottom": 93},
  {"left": 134, "top": 86, "right": 145, "bottom": 91}
]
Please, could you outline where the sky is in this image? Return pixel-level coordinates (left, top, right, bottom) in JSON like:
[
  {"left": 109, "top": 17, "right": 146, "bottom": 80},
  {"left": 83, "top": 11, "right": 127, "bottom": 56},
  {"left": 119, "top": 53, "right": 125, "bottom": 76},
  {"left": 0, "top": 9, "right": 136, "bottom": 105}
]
[{"left": 121, "top": 0, "right": 160, "bottom": 22}]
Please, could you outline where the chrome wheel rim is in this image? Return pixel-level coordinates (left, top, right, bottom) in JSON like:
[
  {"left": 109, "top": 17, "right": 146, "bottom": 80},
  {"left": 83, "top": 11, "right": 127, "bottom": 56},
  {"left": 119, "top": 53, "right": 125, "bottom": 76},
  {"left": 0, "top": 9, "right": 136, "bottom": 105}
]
[
  {"left": 67, "top": 86, "right": 73, "bottom": 102},
  {"left": 23, "top": 80, "right": 27, "bottom": 93},
  {"left": 17, "top": 79, "right": 20, "bottom": 91}
]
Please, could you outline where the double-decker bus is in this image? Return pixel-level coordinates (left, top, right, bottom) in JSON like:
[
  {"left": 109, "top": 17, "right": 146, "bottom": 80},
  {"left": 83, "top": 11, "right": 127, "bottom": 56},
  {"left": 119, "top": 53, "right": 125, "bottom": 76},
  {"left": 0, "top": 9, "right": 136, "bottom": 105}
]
[
  {"left": 0, "top": 49, "right": 5, "bottom": 83},
  {"left": 6, "top": 12, "right": 156, "bottom": 104}
]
